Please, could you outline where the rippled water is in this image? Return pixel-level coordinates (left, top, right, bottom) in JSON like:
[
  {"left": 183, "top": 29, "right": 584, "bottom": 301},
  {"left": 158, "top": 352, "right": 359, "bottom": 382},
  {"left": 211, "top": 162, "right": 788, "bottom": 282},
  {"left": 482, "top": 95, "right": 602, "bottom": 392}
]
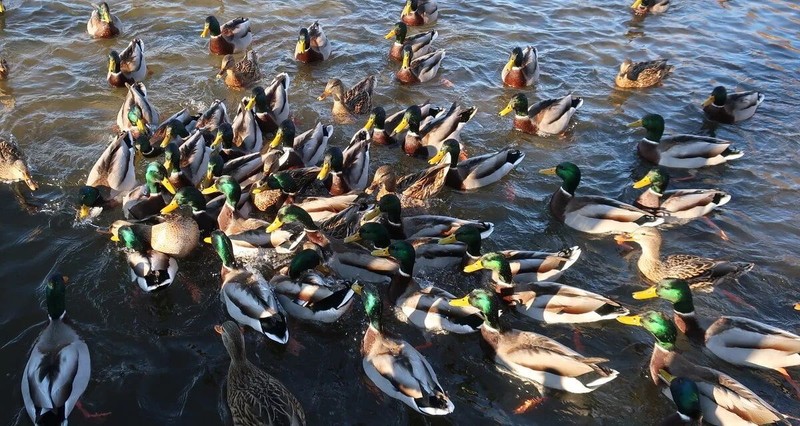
[{"left": 2, "top": 0, "right": 800, "bottom": 424}]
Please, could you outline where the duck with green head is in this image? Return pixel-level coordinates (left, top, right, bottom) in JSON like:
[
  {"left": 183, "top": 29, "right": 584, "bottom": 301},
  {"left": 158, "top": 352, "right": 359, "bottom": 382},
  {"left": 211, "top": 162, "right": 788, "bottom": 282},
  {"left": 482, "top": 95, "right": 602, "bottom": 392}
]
[
  {"left": 250, "top": 172, "right": 297, "bottom": 217},
  {"left": 201, "top": 16, "right": 252, "bottom": 55},
  {"left": 501, "top": 46, "right": 539, "bottom": 88},
  {"left": 117, "top": 82, "right": 158, "bottom": 134},
  {"left": 201, "top": 175, "right": 265, "bottom": 235},
  {"left": 617, "top": 311, "right": 787, "bottom": 425},
  {"left": 393, "top": 102, "right": 476, "bottom": 159},
  {"left": 633, "top": 168, "right": 731, "bottom": 220},
  {"left": 385, "top": 21, "right": 437, "bottom": 62},
  {"left": 499, "top": 93, "right": 583, "bottom": 136},
  {"left": 164, "top": 132, "right": 210, "bottom": 189},
  {"left": 121, "top": 162, "right": 175, "bottom": 220},
  {"left": 79, "top": 131, "right": 138, "bottom": 220},
  {"left": 702, "top": 85, "right": 765, "bottom": 124},
  {"left": 429, "top": 139, "right": 524, "bottom": 191},
  {"left": 396, "top": 45, "right": 446, "bottom": 84},
  {"left": 113, "top": 224, "right": 178, "bottom": 292},
  {"left": 232, "top": 96, "right": 262, "bottom": 153},
  {"left": 352, "top": 282, "right": 454, "bottom": 415},
  {"left": 317, "top": 130, "right": 370, "bottom": 195},
  {"left": 107, "top": 39, "right": 146, "bottom": 88},
  {"left": 400, "top": 0, "right": 439, "bottom": 26},
  {"left": 363, "top": 103, "right": 441, "bottom": 147},
  {"left": 87, "top": 2, "right": 121, "bottom": 38},
  {"left": 247, "top": 73, "right": 291, "bottom": 135},
  {"left": 659, "top": 372, "right": 702, "bottom": 425},
  {"left": 160, "top": 186, "right": 217, "bottom": 236},
  {"left": 266, "top": 119, "right": 305, "bottom": 170},
  {"left": 196, "top": 99, "right": 230, "bottom": 135},
  {"left": 294, "top": 21, "right": 331, "bottom": 63}
]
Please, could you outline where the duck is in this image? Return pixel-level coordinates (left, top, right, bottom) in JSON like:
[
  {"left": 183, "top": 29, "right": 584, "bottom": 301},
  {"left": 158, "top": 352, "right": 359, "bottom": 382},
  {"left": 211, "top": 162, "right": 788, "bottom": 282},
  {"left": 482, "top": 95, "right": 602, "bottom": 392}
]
[
  {"left": 113, "top": 224, "right": 178, "bottom": 292},
  {"left": 318, "top": 75, "right": 375, "bottom": 123},
  {"left": 539, "top": 162, "right": 663, "bottom": 234},
  {"left": 702, "top": 86, "right": 765, "bottom": 124},
  {"left": 463, "top": 253, "right": 628, "bottom": 324},
  {"left": 265, "top": 119, "right": 309, "bottom": 171},
  {"left": 201, "top": 176, "right": 265, "bottom": 235},
  {"left": 149, "top": 108, "right": 196, "bottom": 153},
  {"left": 269, "top": 249, "right": 356, "bottom": 323},
  {"left": 393, "top": 102, "right": 476, "bottom": 159},
  {"left": 250, "top": 172, "right": 297, "bottom": 216},
  {"left": 217, "top": 51, "right": 261, "bottom": 90},
  {"left": 231, "top": 96, "right": 262, "bottom": 153},
  {"left": 660, "top": 374, "right": 703, "bottom": 425},
  {"left": 293, "top": 121, "right": 331, "bottom": 167},
  {"left": 79, "top": 131, "right": 138, "bottom": 220},
  {"left": 353, "top": 283, "right": 455, "bottom": 415},
  {"left": 628, "top": 114, "right": 744, "bottom": 168},
  {"left": 428, "top": 139, "right": 524, "bottom": 191},
  {"left": 499, "top": 93, "right": 583, "bottom": 136},
  {"left": 117, "top": 82, "right": 159, "bottom": 133},
  {"left": 217, "top": 321, "right": 306, "bottom": 425},
  {"left": 163, "top": 134, "right": 210, "bottom": 189},
  {"left": 396, "top": 46, "right": 446, "bottom": 84},
  {"left": 400, "top": 0, "right": 439, "bottom": 26},
  {"left": 210, "top": 230, "right": 288, "bottom": 344},
  {"left": 0, "top": 55, "right": 8, "bottom": 80},
  {"left": 452, "top": 289, "right": 620, "bottom": 393},
  {"left": 630, "top": 0, "right": 670, "bottom": 15},
  {"left": 121, "top": 161, "right": 175, "bottom": 220},
  {"left": 385, "top": 21, "right": 437, "bottom": 62},
  {"left": 440, "top": 225, "right": 580, "bottom": 282},
  {"left": 86, "top": 2, "right": 121, "bottom": 38},
  {"left": 632, "top": 168, "right": 731, "bottom": 219},
  {"left": 22, "top": 275, "right": 94, "bottom": 426},
  {"left": 110, "top": 206, "right": 200, "bottom": 258},
  {"left": 201, "top": 16, "right": 253, "bottom": 55},
  {"left": 0, "top": 136, "right": 38, "bottom": 190},
  {"left": 0, "top": 1, "right": 6, "bottom": 14},
  {"left": 317, "top": 129, "right": 371, "bottom": 195},
  {"left": 208, "top": 122, "right": 245, "bottom": 164},
  {"left": 196, "top": 99, "right": 230, "bottom": 135},
  {"left": 502, "top": 46, "right": 539, "bottom": 88},
  {"left": 365, "top": 163, "right": 449, "bottom": 208},
  {"left": 159, "top": 186, "right": 217, "bottom": 237},
  {"left": 363, "top": 102, "right": 442, "bottom": 146},
  {"left": 107, "top": 39, "right": 145, "bottom": 87},
  {"left": 615, "top": 59, "right": 673, "bottom": 89},
  {"left": 294, "top": 21, "right": 331, "bottom": 63},
  {"left": 616, "top": 311, "right": 788, "bottom": 425},
  {"left": 247, "top": 73, "right": 291, "bottom": 135},
  {"left": 614, "top": 227, "right": 753, "bottom": 290}
]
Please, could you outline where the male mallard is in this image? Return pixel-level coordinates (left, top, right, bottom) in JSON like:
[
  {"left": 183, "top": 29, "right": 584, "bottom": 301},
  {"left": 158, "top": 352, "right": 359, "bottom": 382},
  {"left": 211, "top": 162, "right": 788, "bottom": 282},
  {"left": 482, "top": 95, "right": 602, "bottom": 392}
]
[
  {"left": 502, "top": 46, "right": 538, "bottom": 88},
  {"left": 429, "top": 139, "right": 523, "bottom": 190},
  {"left": 201, "top": 16, "right": 252, "bottom": 55},
  {"left": 452, "top": 289, "right": 620, "bottom": 393},
  {"left": 441, "top": 225, "right": 580, "bottom": 282},
  {"left": 79, "top": 131, "right": 138, "bottom": 220},
  {"left": 317, "top": 130, "right": 371, "bottom": 195},
  {"left": 0, "top": 0, "right": 6, "bottom": 14},
  {"left": 0, "top": 136, "right": 37, "bottom": 190},
  {"left": 632, "top": 168, "right": 730, "bottom": 219},
  {"left": 400, "top": 0, "right": 439, "bottom": 26},
  {"left": 113, "top": 225, "right": 178, "bottom": 292},
  {"left": 615, "top": 59, "right": 673, "bottom": 89},
  {"left": 117, "top": 82, "right": 159, "bottom": 133},
  {"left": 393, "top": 102, "right": 476, "bottom": 159},
  {"left": 614, "top": 227, "right": 753, "bottom": 290},
  {"left": 202, "top": 176, "right": 266, "bottom": 235},
  {"left": 87, "top": 2, "right": 121, "bottom": 38},
  {"left": 661, "top": 375, "right": 702, "bottom": 425},
  {"left": 231, "top": 96, "right": 262, "bottom": 153},
  {"left": 499, "top": 93, "right": 583, "bottom": 136},
  {"left": 294, "top": 21, "right": 331, "bottom": 63},
  {"left": 0, "top": 55, "right": 8, "bottom": 80},
  {"left": 363, "top": 102, "right": 442, "bottom": 146},
  {"left": 628, "top": 114, "right": 744, "bottom": 168},
  {"left": 250, "top": 172, "right": 297, "bottom": 216},
  {"left": 163, "top": 133, "right": 210, "bottom": 189},
  {"left": 211, "top": 230, "right": 288, "bottom": 344},
  {"left": 539, "top": 162, "right": 663, "bottom": 234},
  {"left": 702, "top": 86, "right": 765, "bottom": 124},
  {"left": 22, "top": 275, "right": 95, "bottom": 426},
  {"left": 354, "top": 283, "right": 455, "bottom": 415},
  {"left": 196, "top": 99, "right": 230, "bottom": 134},
  {"left": 396, "top": 46, "right": 445, "bottom": 84},
  {"left": 159, "top": 186, "right": 217, "bottom": 237},
  {"left": 121, "top": 161, "right": 175, "bottom": 220},
  {"left": 617, "top": 311, "right": 788, "bottom": 425},
  {"left": 462, "top": 253, "right": 627, "bottom": 324},
  {"left": 318, "top": 75, "right": 375, "bottom": 123},
  {"left": 265, "top": 119, "right": 308, "bottom": 170},
  {"left": 630, "top": 0, "right": 670, "bottom": 15},
  {"left": 247, "top": 73, "right": 291, "bottom": 135},
  {"left": 293, "top": 121, "right": 331, "bottom": 167},
  {"left": 385, "top": 22, "right": 437, "bottom": 62},
  {"left": 107, "top": 39, "right": 145, "bottom": 87},
  {"left": 217, "top": 51, "right": 261, "bottom": 90},
  {"left": 150, "top": 108, "right": 195, "bottom": 152}
]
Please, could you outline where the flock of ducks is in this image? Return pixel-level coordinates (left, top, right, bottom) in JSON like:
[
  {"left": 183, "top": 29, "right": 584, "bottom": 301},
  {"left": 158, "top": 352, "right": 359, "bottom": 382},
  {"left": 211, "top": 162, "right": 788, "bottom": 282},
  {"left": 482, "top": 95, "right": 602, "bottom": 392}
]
[{"left": 0, "top": 0, "right": 798, "bottom": 425}]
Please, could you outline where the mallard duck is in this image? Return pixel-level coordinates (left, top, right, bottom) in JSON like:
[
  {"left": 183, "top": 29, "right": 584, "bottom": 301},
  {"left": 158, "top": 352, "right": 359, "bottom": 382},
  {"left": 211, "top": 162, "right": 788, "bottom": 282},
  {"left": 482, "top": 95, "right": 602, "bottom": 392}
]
[
  {"left": 111, "top": 206, "right": 200, "bottom": 258},
  {"left": 393, "top": 102, "right": 475, "bottom": 159},
  {"left": 463, "top": 253, "right": 628, "bottom": 324},
  {"left": 149, "top": 108, "right": 196, "bottom": 153},
  {"left": 702, "top": 86, "right": 765, "bottom": 124},
  {"left": 201, "top": 176, "right": 264, "bottom": 234},
  {"left": 218, "top": 321, "right": 306, "bottom": 425},
  {"left": 231, "top": 96, "right": 262, "bottom": 153},
  {"left": 159, "top": 186, "right": 217, "bottom": 237},
  {"left": 539, "top": 162, "right": 663, "bottom": 234},
  {"left": 353, "top": 283, "right": 455, "bottom": 415},
  {"left": 79, "top": 131, "right": 138, "bottom": 220},
  {"left": 363, "top": 102, "right": 442, "bottom": 146},
  {"left": 121, "top": 161, "right": 175, "bottom": 220},
  {"left": 385, "top": 22, "right": 437, "bottom": 62},
  {"left": 22, "top": 275, "right": 93, "bottom": 425},
  {"left": 294, "top": 21, "right": 331, "bottom": 63},
  {"left": 269, "top": 249, "right": 355, "bottom": 323},
  {"left": 317, "top": 129, "right": 371, "bottom": 195},
  {"left": 502, "top": 46, "right": 539, "bottom": 88},
  {"left": 628, "top": 114, "right": 744, "bottom": 168},
  {"left": 196, "top": 99, "right": 230, "bottom": 134},
  {"left": 441, "top": 225, "right": 580, "bottom": 282},
  {"left": 208, "top": 123, "right": 245, "bottom": 164},
  {"left": 113, "top": 224, "right": 178, "bottom": 292},
  {"left": 400, "top": 0, "right": 439, "bottom": 26},
  {"left": 630, "top": 0, "right": 670, "bottom": 15},
  {"left": 633, "top": 168, "right": 730, "bottom": 219},
  {"left": 201, "top": 16, "right": 253, "bottom": 55},
  {"left": 210, "top": 231, "right": 288, "bottom": 344},
  {"left": 247, "top": 73, "right": 291, "bottom": 135},
  {"left": 163, "top": 134, "right": 209, "bottom": 189},
  {"left": 397, "top": 46, "right": 445, "bottom": 84},
  {"left": 265, "top": 119, "right": 308, "bottom": 171},
  {"left": 661, "top": 374, "right": 702, "bottom": 425},
  {"left": 0, "top": 55, "right": 8, "bottom": 80},
  {"left": 318, "top": 75, "right": 375, "bottom": 123},
  {"left": 250, "top": 172, "right": 297, "bottom": 216},
  {"left": 452, "top": 289, "right": 620, "bottom": 393},
  {"left": 0, "top": 136, "right": 37, "bottom": 190},
  {"left": 87, "top": 2, "right": 121, "bottom": 38},
  {"left": 616, "top": 311, "right": 788, "bottom": 425},
  {"left": 217, "top": 51, "right": 261, "bottom": 89},
  {"left": 614, "top": 227, "right": 753, "bottom": 290},
  {"left": 428, "top": 139, "right": 523, "bottom": 190},
  {"left": 499, "top": 93, "right": 583, "bottom": 136},
  {"left": 615, "top": 59, "right": 673, "bottom": 89},
  {"left": 293, "top": 122, "right": 331, "bottom": 167},
  {"left": 107, "top": 39, "right": 145, "bottom": 87},
  {"left": 117, "top": 82, "right": 159, "bottom": 133}
]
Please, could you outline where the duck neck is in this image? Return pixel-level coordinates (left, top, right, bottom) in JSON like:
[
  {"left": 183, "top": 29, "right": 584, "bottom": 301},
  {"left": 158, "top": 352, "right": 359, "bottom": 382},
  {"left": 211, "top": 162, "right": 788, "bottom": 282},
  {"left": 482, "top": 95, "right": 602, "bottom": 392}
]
[
  {"left": 463, "top": 239, "right": 482, "bottom": 259},
  {"left": 636, "top": 238, "right": 663, "bottom": 277},
  {"left": 549, "top": 187, "right": 572, "bottom": 221},
  {"left": 384, "top": 218, "right": 405, "bottom": 240},
  {"left": 649, "top": 342, "right": 675, "bottom": 386},
  {"left": 636, "top": 188, "right": 662, "bottom": 209},
  {"left": 387, "top": 267, "right": 414, "bottom": 304}
]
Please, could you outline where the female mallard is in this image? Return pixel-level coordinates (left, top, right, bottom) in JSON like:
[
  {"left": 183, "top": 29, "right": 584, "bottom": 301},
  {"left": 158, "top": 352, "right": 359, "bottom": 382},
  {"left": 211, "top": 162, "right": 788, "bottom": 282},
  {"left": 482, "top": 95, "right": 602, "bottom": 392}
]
[
  {"left": 502, "top": 46, "right": 538, "bottom": 88},
  {"left": 121, "top": 161, "right": 175, "bottom": 220},
  {"left": 163, "top": 133, "right": 210, "bottom": 189},
  {"left": 628, "top": 114, "right": 744, "bottom": 168},
  {"left": 632, "top": 168, "right": 730, "bottom": 219},
  {"left": 400, "top": 0, "right": 439, "bottom": 26},
  {"left": 630, "top": 0, "right": 669, "bottom": 15},
  {"left": 113, "top": 225, "right": 178, "bottom": 292},
  {"left": 396, "top": 45, "right": 445, "bottom": 84},
  {"left": 393, "top": 102, "right": 476, "bottom": 159},
  {"left": 354, "top": 283, "right": 455, "bottom": 415},
  {"left": 452, "top": 289, "right": 620, "bottom": 393},
  {"left": 0, "top": 55, "right": 8, "bottom": 80},
  {"left": 0, "top": 136, "right": 38, "bottom": 190},
  {"left": 540, "top": 162, "right": 663, "bottom": 234},
  {"left": 317, "top": 130, "right": 370, "bottom": 195},
  {"left": 294, "top": 21, "right": 331, "bottom": 63},
  {"left": 615, "top": 59, "right": 673, "bottom": 89},
  {"left": 87, "top": 2, "right": 121, "bottom": 38},
  {"left": 702, "top": 86, "right": 765, "bottom": 124},
  {"left": 117, "top": 82, "right": 158, "bottom": 133},
  {"left": 385, "top": 22, "right": 437, "bottom": 62},
  {"left": 196, "top": 99, "right": 230, "bottom": 134},
  {"left": 211, "top": 230, "right": 288, "bottom": 344},
  {"left": 79, "top": 131, "right": 138, "bottom": 220},
  {"left": 217, "top": 51, "right": 261, "bottom": 90},
  {"left": 218, "top": 321, "right": 306, "bottom": 425},
  {"left": 363, "top": 102, "right": 442, "bottom": 146},
  {"left": 107, "top": 39, "right": 145, "bottom": 87},
  {"left": 499, "top": 93, "right": 583, "bottom": 136},
  {"left": 462, "top": 253, "right": 628, "bottom": 324},
  {"left": 318, "top": 75, "right": 375, "bottom": 123},
  {"left": 614, "top": 227, "right": 753, "bottom": 290},
  {"left": 111, "top": 206, "right": 200, "bottom": 258},
  {"left": 232, "top": 96, "right": 262, "bottom": 153},
  {"left": 440, "top": 225, "right": 580, "bottom": 282},
  {"left": 247, "top": 73, "right": 291, "bottom": 135},
  {"left": 201, "top": 16, "right": 253, "bottom": 55},
  {"left": 22, "top": 275, "right": 95, "bottom": 425},
  {"left": 617, "top": 311, "right": 788, "bottom": 425},
  {"left": 428, "top": 139, "right": 524, "bottom": 190},
  {"left": 366, "top": 163, "right": 449, "bottom": 208}
]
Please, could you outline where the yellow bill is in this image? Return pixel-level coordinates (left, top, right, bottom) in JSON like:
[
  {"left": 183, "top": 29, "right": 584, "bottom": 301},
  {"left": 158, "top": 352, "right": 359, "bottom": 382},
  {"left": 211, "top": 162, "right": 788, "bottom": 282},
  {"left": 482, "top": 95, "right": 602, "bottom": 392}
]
[
  {"left": 316, "top": 161, "right": 331, "bottom": 180},
  {"left": 343, "top": 233, "right": 362, "bottom": 243},
  {"left": 498, "top": 103, "right": 514, "bottom": 116},
  {"left": 78, "top": 205, "right": 90, "bottom": 220},
  {"left": 110, "top": 234, "right": 120, "bottom": 242},
  {"left": 538, "top": 167, "right": 557, "bottom": 175},
  {"left": 363, "top": 115, "right": 375, "bottom": 132},
  {"left": 632, "top": 287, "right": 658, "bottom": 300},
  {"left": 702, "top": 95, "right": 715, "bottom": 107},
  {"left": 616, "top": 315, "right": 643, "bottom": 326},
  {"left": 160, "top": 200, "right": 179, "bottom": 214},
  {"left": 630, "top": 0, "right": 643, "bottom": 8},
  {"left": 200, "top": 24, "right": 210, "bottom": 37},
  {"left": 627, "top": 119, "right": 643, "bottom": 128},
  {"left": 296, "top": 39, "right": 306, "bottom": 53},
  {"left": 401, "top": 0, "right": 412, "bottom": 16},
  {"left": 438, "top": 234, "right": 457, "bottom": 245},
  {"left": 245, "top": 96, "right": 256, "bottom": 111},
  {"left": 657, "top": 369, "right": 675, "bottom": 384},
  {"left": 203, "top": 237, "right": 212, "bottom": 244},
  {"left": 161, "top": 178, "right": 176, "bottom": 195},
  {"left": 362, "top": 207, "right": 381, "bottom": 222},
  {"left": 351, "top": 281, "right": 363, "bottom": 295},
  {"left": 266, "top": 217, "right": 283, "bottom": 233},
  {"left": 371, "top": 247, "right": 390, "bottom": 257},
  {"left": 794, "top": 303, "right": 800, "bottom": 311},
  {"left": 384, "top": 29, "right": 396, "bottom": 40},
  {"left": 269, "top": 130, "right": 283, "bottom": 149},
  {"left": 632, "top": 175, "right": 652, "bottom": 189},
  {"left": 503, "top": 56, "right": 515, "bottom": 73},
  {"left": 392, "top": 117, "right": 409, "bottom": 135},
  {"left": 463, "top": 259, "right": 485, "bottom": 273},
  {"left": 201, "top": 186, "right": 219, "bottom": 195},
  {"left": 428, "top": 149, "right": 446, "bottom": 165},
  {"left": 449, "top": 296, "right": 470, "bottom": 307}
]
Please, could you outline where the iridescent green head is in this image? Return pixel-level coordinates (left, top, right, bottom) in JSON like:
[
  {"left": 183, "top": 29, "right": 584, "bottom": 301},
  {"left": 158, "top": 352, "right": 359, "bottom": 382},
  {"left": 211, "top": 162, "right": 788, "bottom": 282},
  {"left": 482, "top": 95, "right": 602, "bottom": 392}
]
[
  {"left": 212, "top": 123, "right": 234, "bottom": 150},
  {"left": 255, "top": 172, "right": 298, "bottom": 195},
  {"left": 428, "top": 139, "right": 461, "bottom": 167},
  {"left": 377, "top": 194, "right": 402, "bottom": 224},
  {"left": 668, "top": 377, "right": 702, "bottom": 422},
  {"left": 163, "top": 142, "right": 181, "bottom": 173},
  {"left": 144, "top": 162, "right": 169, "bottom": 193},
  {"left": 117, "top": 225, "right": 145, "bottom": 252},
  {"left": 317, "top": 147, "right": 344, "bottom": 181},
  {"left": 46, "top": 274, "right": 68, "bottom": 320},
  {"left": 451, "top": 288, "right": 499, "bottom": 328},
  {"left": 171, "top": 186, "right": 207, "bottom": 212},
  {"left": 108, "top": 50, "right": 122, "bottom": 73},
  {"left": 539, "top": 161, "right": 581, "bottom": 195},
  {"left": 288, "top": 249, "right": 322, "bottom": 280},
  {"left": 211, "top": 230, "right": 236, "bottom": 269},
  {"left": 628, "top": 113, "right": 665, "bottom": 142},
  {"left": 464, "top": 252, "right": 512, "bottom": 284},
  {"left": 394, "top": 105, "right": 422, "bottom": 134},
  {"left": 269, "top": 119, "right": 296, "bottom": 150},
  {"left": 212, "top": 176, "right": 242, "bottom": 207},
  {"left": 249, "top": 87, "right": 270, "bottom": 113},
  {"left": 202, "top": 16, "right": 222, "bottom": 37},
  {"left": 267, "top": 205, "right": 318, "bottom": 232},
  {"left": 709, "top": 86, "right": 727, "bottom": 107},
  {"left": 352, "top": 222, "right": 392, "bottom": 249},
  {"left": 449, "top": 225, "right": 483, "bottom": 257},
  {"left": 359, "top": 284, "right": 383, "bottom": 331},
  {"left": 364, "top": 107, "right": 387, "bottom": 131},
  {"left": 633, "top": 168, "right": 669, "bottom": 194},
  {"left": 617, "top": 311, "right": 678, "bottom": 350},
  {"left": 509, "top": 47, "right": 524, "bottom": 67},
  {"left": 499, "top": 93, "right": 528, "bottom": 117},
  {"left": 373, "top": 240, "right": 415, "bottom": 275},
  {"left": 388, "top": 22, "right": 408, "bottom": 43}
]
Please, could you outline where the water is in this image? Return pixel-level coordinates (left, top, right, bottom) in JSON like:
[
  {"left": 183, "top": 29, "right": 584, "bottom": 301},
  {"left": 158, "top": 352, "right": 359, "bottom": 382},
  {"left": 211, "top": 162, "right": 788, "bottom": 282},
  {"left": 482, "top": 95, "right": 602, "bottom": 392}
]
[{"left": 1, "top": 0, "right": 799, "bottom": 424}]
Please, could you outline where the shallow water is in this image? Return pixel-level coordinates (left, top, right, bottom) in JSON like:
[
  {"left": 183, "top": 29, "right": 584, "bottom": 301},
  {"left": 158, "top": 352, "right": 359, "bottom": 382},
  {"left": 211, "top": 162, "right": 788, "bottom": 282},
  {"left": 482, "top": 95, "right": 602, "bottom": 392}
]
[{"left": 1, "top": 0, "right": 800, "bottom": 424}]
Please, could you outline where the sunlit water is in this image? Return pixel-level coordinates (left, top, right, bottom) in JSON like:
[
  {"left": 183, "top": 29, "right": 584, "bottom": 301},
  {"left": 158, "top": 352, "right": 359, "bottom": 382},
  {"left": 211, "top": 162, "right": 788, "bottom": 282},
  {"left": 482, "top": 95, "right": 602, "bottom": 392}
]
[{"left": 1, "top": 0, "right": 799, "bottom": 424}]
